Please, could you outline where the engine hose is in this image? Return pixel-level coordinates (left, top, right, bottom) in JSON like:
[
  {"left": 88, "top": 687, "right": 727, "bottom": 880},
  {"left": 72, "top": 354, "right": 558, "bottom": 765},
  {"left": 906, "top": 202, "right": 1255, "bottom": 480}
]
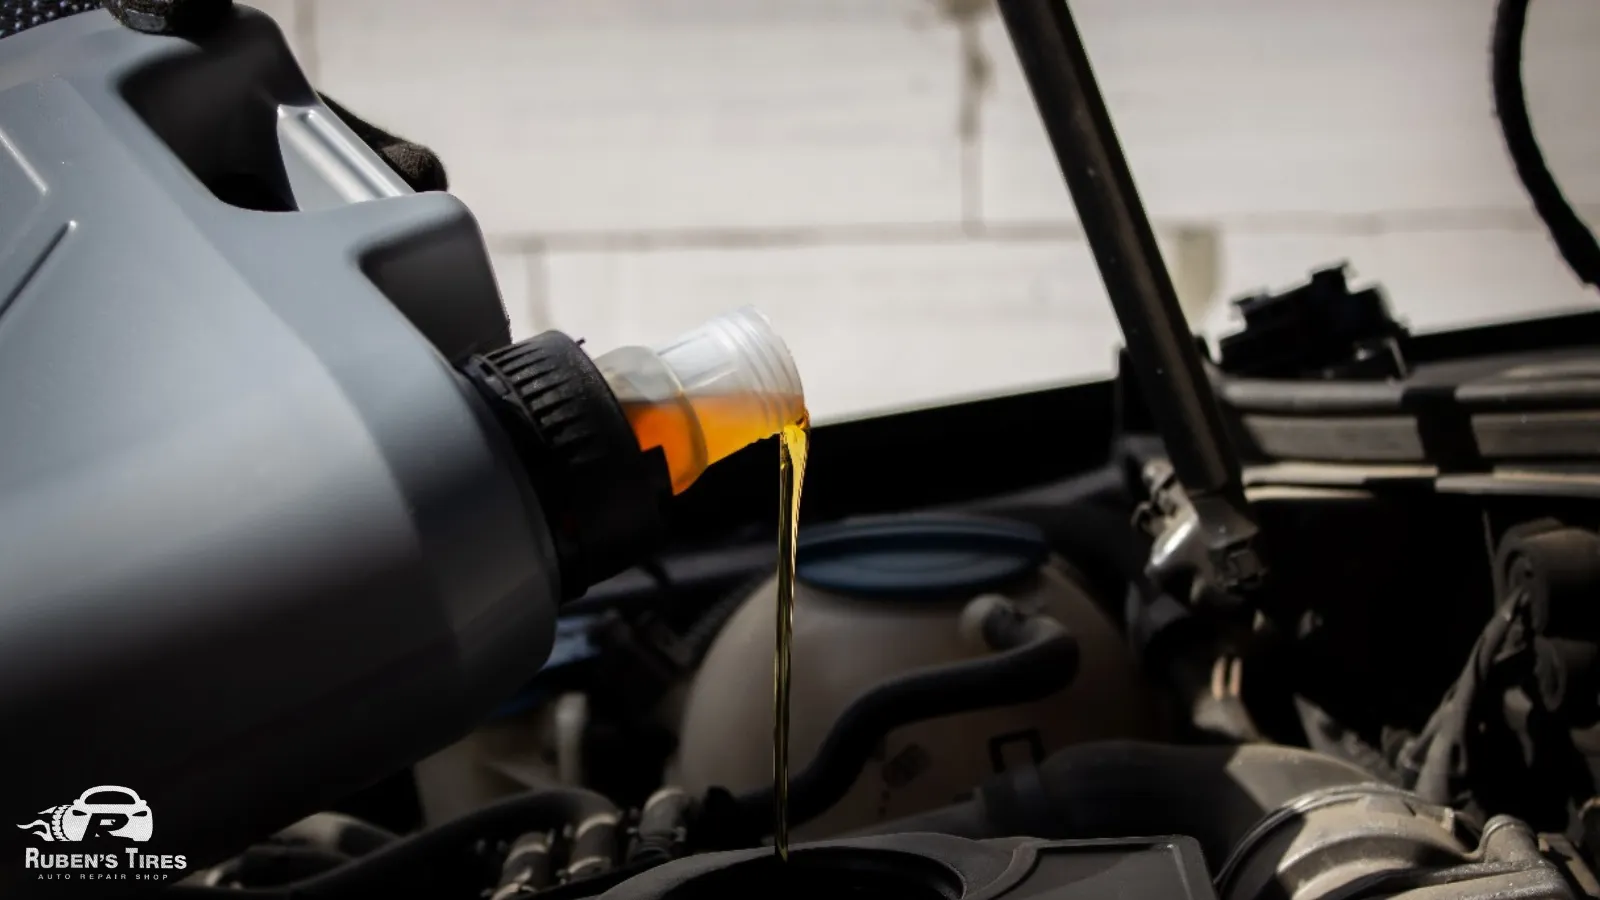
[
  {"left": 629, "top": 787, "right": 693, "bottom": 865},
  {"left": 700, "top": 606, "right": 1079, "bottom": 843},
  {"left": 852, "top": 741, "right": 1375, "bottom": 868},
  {"left": 1491, "top": 0, "right": 1600, "bottom": 289},
  {"left": 168, "top": 786, "right": 618, "bottom": 899},
  {"left": 272, "top": 812, "right": 398, "bottom": 859}
]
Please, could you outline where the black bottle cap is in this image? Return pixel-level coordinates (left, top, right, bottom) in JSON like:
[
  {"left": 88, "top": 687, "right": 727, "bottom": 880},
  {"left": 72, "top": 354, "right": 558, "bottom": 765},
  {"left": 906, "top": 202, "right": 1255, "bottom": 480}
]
[{"left": 463, "top": 331, "right": 672, "bottom": 600}]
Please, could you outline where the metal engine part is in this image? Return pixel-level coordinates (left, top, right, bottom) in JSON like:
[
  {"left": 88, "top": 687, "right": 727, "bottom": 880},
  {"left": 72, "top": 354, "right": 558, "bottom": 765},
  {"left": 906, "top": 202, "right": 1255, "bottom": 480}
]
[{"left": 1218, "top": 786, "right": 1576, "bottom": 900}]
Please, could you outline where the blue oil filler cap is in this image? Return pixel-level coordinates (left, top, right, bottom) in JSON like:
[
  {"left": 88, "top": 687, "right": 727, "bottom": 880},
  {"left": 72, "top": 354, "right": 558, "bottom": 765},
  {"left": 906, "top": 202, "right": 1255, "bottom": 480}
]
[{"left": 796, "top": 514, "right": 1049, "bottom": 601}]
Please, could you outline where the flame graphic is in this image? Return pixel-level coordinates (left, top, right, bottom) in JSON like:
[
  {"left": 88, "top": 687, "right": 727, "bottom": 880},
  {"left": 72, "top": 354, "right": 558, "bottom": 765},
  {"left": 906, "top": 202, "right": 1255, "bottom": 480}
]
[{"left": 15, "top": 818, "right": 53, "bottom": 841}]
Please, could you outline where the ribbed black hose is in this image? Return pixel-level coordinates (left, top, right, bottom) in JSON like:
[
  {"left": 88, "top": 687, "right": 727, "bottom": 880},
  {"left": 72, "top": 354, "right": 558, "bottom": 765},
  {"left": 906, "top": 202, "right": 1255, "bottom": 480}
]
[
  {"left": 705, "top": 609, "right": 1079, "bottom": 840},
  {"left": 168, "top": 786, "right": 617, "bottom": 899},
  {"left": 1491, "top": 0, "right": 1600, "bottom": 289},
  {"left": 853, "top": 741, "right": 1375, "bottom": 868}
]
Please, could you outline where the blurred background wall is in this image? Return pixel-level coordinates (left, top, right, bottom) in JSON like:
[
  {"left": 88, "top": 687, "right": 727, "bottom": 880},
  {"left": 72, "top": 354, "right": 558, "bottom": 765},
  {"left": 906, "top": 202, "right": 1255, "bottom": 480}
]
[{"left": 251, "top": 0, "right": 1600, "bottom": 424}]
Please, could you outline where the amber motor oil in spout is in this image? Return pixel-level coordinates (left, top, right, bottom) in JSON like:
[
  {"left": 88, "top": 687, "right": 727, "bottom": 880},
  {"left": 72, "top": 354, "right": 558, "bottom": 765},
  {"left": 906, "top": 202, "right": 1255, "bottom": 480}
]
[
  {"left": 772, "top": 417, "right": 809, "bottom": 861},
  {"left": 619, "top": 393, "right": 805, "bottom": 495}
]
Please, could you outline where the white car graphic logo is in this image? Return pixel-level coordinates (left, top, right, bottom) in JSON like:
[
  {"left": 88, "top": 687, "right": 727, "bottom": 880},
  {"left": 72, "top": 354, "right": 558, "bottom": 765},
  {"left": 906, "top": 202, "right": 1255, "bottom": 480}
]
[{"left": 16, "top": 786, "right": 154, "bottom": 842}]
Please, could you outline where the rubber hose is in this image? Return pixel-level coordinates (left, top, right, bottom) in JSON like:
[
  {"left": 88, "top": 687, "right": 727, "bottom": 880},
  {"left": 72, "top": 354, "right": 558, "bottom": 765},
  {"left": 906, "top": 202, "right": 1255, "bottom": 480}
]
[
  {"left": 853, "top": 741, "right": 1374, "bottom": 868},
  {"left": 629, "top": 787, "right": 693, "bottom": 865},
  {"left": 1491, "top": 0, "right": 1600, "bottom": 288},
  {"left": 273, "top": 812, "right": 397, "bottom": 858},
  {"left": 713, "top": 610, "right": 1079, "bottom": 838},
  {"left": 168, "top": 786, "right": 618, "bottom": 899}
]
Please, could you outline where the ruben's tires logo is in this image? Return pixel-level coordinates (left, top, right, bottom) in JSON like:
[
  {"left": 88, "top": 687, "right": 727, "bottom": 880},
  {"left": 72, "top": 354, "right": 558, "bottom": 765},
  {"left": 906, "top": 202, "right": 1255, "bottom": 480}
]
[
  {"left": 15, "top": 787, "right": 186, "bottom": 882},
  {"left": 18, "top": 787, "right": 153, "bottom": 844}
]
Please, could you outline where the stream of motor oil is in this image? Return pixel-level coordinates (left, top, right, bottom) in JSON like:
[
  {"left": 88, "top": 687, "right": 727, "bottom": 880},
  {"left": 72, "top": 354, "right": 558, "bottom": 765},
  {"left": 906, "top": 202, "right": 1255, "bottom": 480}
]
[
  {"left": 772, "top": 417, "right": 810, "bottom": 862},
  {"left": 619, "top": 396, "right": 810, "bottom": 859}
]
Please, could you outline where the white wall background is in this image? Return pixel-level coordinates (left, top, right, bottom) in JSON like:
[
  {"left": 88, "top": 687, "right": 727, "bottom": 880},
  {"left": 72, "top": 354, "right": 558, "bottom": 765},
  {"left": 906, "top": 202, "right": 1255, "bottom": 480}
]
[{"left": 252, "top": 0, "right": 1600, "bottom": 423}]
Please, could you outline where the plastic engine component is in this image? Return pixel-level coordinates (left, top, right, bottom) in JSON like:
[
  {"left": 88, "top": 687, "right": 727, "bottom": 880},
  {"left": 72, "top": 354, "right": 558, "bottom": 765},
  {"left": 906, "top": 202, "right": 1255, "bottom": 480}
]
[
  {"left": 1216, "top": 265, "right": 1408, "bottom": 380},
  {"left": 795, "top": 515, "right": 1051, "bottom": 601},
  {"left": 671, "top": 515, "right": 1159, "bottom": 840},
  {"left": 596, "top": 833, "right": 1215, "bottom": 900},
  {"left": 0, "top": 8, "right": 564, "bottom": 893}
]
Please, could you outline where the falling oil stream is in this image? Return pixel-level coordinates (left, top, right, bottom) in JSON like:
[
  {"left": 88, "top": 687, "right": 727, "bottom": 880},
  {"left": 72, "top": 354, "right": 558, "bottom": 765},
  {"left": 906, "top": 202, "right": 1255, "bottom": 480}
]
[
  {"left": 608, "top": 338, "right": 808, "bottom": 859},
  {"left": 772, "top": 418, "right": 809, "bottom": 861}
]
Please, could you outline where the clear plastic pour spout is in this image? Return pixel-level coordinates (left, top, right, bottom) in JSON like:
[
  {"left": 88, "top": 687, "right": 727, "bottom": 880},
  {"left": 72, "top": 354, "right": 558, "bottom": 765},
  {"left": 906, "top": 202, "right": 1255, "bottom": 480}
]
[{"left": 594, "top": 306, "right": 806, "bottom": 495}]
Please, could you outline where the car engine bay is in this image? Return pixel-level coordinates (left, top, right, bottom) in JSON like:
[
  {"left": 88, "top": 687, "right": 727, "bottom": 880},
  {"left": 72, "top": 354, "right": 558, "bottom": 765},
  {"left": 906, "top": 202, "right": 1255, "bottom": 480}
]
[{"left": 4, "top": 0, "right": 1600, "bottom": 898}]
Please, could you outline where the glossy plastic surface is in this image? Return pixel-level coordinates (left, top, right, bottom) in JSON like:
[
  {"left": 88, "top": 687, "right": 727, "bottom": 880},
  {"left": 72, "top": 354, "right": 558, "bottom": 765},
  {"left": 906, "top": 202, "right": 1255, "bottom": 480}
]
[{"left": 0, "top": 8, "right": 558, "bottom": 891}]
